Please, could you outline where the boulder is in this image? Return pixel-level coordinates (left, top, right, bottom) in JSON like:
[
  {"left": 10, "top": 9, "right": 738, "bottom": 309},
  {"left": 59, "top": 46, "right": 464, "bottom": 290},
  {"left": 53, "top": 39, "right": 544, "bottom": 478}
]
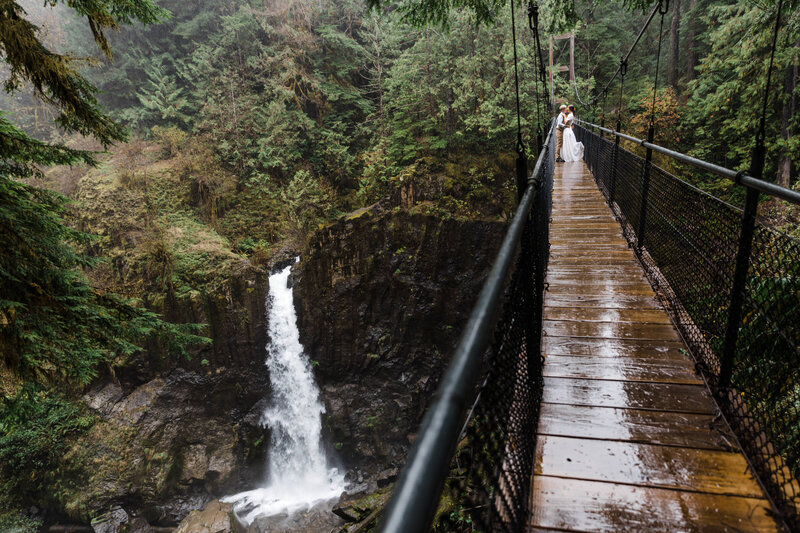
[
  {"left": 174, "top": 500, "right": 234, "bottom": 533},
  {"left": 128, "top": 517, "right": 155, "bottom": 533},
  {"left": 247, "top": 504, "right": 344, "bottom": 533},
  {"left": 91, "top": 507, "right": 129, "bottom": 533}
]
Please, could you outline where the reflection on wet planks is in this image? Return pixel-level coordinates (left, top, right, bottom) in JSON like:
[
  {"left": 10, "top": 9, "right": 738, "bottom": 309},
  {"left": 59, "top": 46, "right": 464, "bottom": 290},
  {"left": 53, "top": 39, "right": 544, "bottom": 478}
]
[
  {"left": 543, "top": 306, "right": 672, "bottom": 324},
  {"left": 543, "top": 319, "right": 682, "bottom": 341},
  {"left": 542, "top": 355, "right": 700, "bottom": 384},
  {"left": 538, "top": 404, "right": 736, "bottom": 450},
  {"left": 536, "top": 435, "right": 764, "bottom": 497},
  {"left": 542, "top": 337, "right": 686, "bottom": 357},
  {"left": 529, "top": 478, "right": 778, "bottom": 532},
  {"left": 542, "top": 377, "right": 715, "bottom": 414},
  {"left": 530, "top": 160, "right": 780, "bottom": 531}
]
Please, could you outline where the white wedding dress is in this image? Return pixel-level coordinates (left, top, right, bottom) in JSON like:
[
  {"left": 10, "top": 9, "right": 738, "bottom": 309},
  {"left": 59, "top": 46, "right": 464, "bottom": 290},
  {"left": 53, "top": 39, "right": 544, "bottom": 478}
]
[{"left": 562, "top": 114, "right": 584, "bottom": 162}]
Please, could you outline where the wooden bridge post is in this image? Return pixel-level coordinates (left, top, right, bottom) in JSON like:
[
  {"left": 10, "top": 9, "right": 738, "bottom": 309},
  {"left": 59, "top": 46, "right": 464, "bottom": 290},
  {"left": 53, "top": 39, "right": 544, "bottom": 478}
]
[{"left": 548, "top": 32, "right": 574, "bottom": 105}]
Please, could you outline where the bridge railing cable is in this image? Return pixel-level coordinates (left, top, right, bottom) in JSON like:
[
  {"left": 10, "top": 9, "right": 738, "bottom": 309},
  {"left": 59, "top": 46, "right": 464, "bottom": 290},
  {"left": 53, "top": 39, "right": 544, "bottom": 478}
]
[
  {"left": 575, "top": 120, "right": 800, "bottom": 529},
  {"left": 379, "top": 121, "right": 555, "bottom": 533},
  {"left": 586, "top": 2, "right": 662, "bottom": 106}
]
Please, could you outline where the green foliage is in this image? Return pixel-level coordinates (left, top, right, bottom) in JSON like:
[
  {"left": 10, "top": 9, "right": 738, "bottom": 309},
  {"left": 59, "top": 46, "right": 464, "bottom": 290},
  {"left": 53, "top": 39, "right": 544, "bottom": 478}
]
[
  {"left": 0, "top": 113, "right": 95, "bottom": 178},
  {"left": 369, "top": 0, "right": 504, "bottom": 28},
  {"left": 0, "top": 388, "right": 93, "bottom": 504},
  {"left": 0, "top": 172, "right": 208, "bottom": 389},
  {"left": 151, "top": 125, "right": 188, "bottom": 157},
  {"left": 681, "top": 2, "right": 800, "bottom": 182},
  {"left": 281, "top": 169, "right": 339, "bottom": 239},
  {"left": 132, "top": 58, "right": 190, "bottom": 129},
  {"left": 0, "top": 512, "right": 41, "bottom": 533}
]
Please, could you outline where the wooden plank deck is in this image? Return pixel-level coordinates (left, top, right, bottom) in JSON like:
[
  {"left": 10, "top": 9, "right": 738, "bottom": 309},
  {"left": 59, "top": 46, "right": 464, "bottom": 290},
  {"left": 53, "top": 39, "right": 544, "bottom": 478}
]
[{"left": 529, "top": 161, "right": 781, "bottom": 532}]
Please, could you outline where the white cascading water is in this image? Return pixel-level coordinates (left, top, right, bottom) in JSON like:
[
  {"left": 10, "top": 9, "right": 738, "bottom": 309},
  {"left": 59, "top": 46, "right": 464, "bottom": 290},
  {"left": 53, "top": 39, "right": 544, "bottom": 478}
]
[{"left": 223, "top": 259, "right": 345, "bottom": 524}]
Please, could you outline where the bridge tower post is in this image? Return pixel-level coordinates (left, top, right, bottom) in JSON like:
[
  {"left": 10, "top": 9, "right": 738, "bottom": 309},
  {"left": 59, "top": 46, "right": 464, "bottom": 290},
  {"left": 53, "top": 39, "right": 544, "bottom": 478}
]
[{"left": 548, "top": 32, "right": 575, "bottom": 105}]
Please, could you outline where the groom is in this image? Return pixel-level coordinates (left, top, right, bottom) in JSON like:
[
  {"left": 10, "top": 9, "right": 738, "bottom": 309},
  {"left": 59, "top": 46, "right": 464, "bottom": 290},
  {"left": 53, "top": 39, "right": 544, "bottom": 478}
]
[{"left": 555, "top": 104, "right": 568, "bottom": 163}]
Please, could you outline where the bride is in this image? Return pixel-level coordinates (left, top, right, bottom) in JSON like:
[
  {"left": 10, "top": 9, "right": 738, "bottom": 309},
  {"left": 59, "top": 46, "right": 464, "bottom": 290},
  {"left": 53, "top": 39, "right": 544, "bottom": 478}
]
[{"left": 562, "top": 104, "right": 584, "bottom": 162}]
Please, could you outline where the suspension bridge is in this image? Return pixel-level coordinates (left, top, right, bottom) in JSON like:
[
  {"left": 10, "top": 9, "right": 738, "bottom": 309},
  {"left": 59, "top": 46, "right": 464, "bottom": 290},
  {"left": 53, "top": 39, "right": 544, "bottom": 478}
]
[{"left": 375, "top": 0, "right": 800, "bottom": 531}]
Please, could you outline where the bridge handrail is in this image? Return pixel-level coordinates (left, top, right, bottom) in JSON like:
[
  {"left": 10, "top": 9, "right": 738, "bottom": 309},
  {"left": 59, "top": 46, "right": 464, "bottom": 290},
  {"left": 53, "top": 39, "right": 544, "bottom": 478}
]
[
  {"left": 577, "top": 119, "right": 800, "bottom": 206},
  {"left": 378, "top": 121, "right": 556, "bottom": 533}
]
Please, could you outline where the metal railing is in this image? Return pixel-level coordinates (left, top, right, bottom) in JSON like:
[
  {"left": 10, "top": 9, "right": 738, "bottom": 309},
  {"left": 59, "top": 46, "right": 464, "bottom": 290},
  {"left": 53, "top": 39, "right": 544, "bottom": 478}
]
[
  {"left": 379, "top": 123, "right": 555, "bottom": 533},
  {"left": 576, "top": 121, "right": 800, "bottom": 529}
]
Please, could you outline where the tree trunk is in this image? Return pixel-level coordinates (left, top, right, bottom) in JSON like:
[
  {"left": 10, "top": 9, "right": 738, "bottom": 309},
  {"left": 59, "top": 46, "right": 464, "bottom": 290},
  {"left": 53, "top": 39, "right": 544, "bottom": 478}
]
[
  {"left": 668, "top": 0, "right": 681, "bottom": 91},
  {"left": 685, "top": 0, "right": 698, "bottom": 83},
  {"left": 446, "top": 86, "right": 454, "bottom": 139},
  {"left": 425, "top": 29, "right": 436, "bottom": 116},
  {"left": 776, "top": 40, "right": 798, "bottom": 188}
]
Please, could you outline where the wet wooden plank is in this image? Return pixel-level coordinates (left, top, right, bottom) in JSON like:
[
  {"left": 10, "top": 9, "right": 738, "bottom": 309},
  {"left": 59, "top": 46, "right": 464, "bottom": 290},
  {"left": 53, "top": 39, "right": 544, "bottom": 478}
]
[
  {"left": 549, "top": 221, "right": 620, "bottom": 227},
  {"left": 538, "top": 403, "right": 735, "bottom": 450},
  {"left": 550, "top": 211, "right": 615, "bottom": 215},
  {"left": 543, "top": 306, "right": 672, "bottom": 324},
  {"left": 549, "top": 214, "right": 621, "bottom": 220},
  {"left": 542, "top": 336, "right": 687, "bottom": 358},
  {"left": 549, "top": 242, "right": 629, "bottom": 248},
  {"left": 535, "top": 435, "right": 764, "bottom": 497},
  {"left": 549, "top": 243, "right": 631, "bottom": 250},
  {"left": 543, "top": 355, "right": 700, "bottom": 384},
  {"left": 548, "top": 214, "right": 616, "bottom": 221},
  {"left": 549, "top": 233, "right": 627, "bottom": 239},
  {"left": 544, "top": 284, "right": 656, "bottom": 297},
  {"left": 545, "top": 267, "right": 648, "bottom": 278},
  {"left": 529, "top": 477, "right": 778, "bottom": 532},
  {"left": 542, "top": 377, "right": 715, "bottom": 414},
  {"left": 543, "top": 319, "right": 681, "bottom": 342},
  {"left": 544, "top": 294, "right": 662, "bottom": 309},
  {"left": 549, "top": 252, "right": 636, "bottom": 260},
  {"left": 546, "top": 254, "right": 641, "bottom": 263},
  {"left": 544, "top": 276, "right": 651, "bottom": 288},
  {"left": 545, "top": 264, "right": 645, "bottom": 273}
]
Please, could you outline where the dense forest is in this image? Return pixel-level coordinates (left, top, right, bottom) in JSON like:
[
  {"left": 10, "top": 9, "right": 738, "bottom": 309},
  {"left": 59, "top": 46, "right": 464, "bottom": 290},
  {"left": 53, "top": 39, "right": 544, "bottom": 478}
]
[{"left": 1, "top": 0, "right": 798, "bottom": 529}]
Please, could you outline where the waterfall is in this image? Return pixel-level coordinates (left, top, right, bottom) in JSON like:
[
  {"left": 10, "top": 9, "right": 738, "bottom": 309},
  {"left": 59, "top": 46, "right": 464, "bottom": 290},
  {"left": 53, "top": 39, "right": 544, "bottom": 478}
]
[{"left": 224, "top": 259, "right": 345, "bottom": 524}]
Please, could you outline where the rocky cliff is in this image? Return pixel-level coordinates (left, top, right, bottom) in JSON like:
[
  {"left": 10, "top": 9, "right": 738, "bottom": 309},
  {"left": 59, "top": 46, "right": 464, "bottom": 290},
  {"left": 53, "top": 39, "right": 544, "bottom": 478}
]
[
  {"left": 293, "top": 204, "right": 505, "bottom": 477},
  {"left": 63, "top": 263, "right": 271, "bottom": 527}
]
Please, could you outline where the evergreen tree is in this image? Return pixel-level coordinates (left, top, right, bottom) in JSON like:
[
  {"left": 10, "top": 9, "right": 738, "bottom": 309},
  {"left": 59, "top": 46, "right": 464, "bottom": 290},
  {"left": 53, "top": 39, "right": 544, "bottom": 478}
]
[
  {"left": 0, "top": 0, "right": 207, "bottom": 514},
  {"left": 681, "top": 1, "right": 799, "bottom": 188}
]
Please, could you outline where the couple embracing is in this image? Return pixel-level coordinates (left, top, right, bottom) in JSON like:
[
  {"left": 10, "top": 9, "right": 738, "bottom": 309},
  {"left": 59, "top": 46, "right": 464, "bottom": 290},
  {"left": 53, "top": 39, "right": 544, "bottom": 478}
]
[{"left": 555, "top": 104, "right": 584, "bottom": 163}]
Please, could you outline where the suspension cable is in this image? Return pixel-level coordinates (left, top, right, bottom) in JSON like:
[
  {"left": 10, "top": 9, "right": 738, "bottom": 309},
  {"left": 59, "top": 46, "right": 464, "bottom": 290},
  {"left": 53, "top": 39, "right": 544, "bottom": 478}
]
[
  {"left": 755, "top": 0, "right": 784, "bottom": 153},
  {"left": 510, "top": 0, "right": 524, "bottom": 155},
  {"left": 616, "top": 57, "right": 628, "bottom": 131},
  {"left": 531, "top": 21, "right": 543, "bottom": 145},
  {"left": 589, "top": 2, "right": 661, "bottom": 105},
  {"left": 528, "top": 1, "right": 550, "bottom": 110},
  {"left": 573, "top": 77, "right": 590, "bottom": 107},
  {"left": 648, "top": 0, "right": 669, "bottom": 136},
  {"left": 601, "top": 89, "right": 608, "bottom": 126}
]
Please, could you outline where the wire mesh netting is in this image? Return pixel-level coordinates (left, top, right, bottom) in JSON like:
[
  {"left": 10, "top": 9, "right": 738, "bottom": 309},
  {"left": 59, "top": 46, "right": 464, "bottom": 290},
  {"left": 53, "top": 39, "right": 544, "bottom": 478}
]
[
  {"left": 576, "top": 124, "right": 800, "bottom": 529},
  {"left": 436, "top": 131, "right": 554, "bottom": 532}
]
